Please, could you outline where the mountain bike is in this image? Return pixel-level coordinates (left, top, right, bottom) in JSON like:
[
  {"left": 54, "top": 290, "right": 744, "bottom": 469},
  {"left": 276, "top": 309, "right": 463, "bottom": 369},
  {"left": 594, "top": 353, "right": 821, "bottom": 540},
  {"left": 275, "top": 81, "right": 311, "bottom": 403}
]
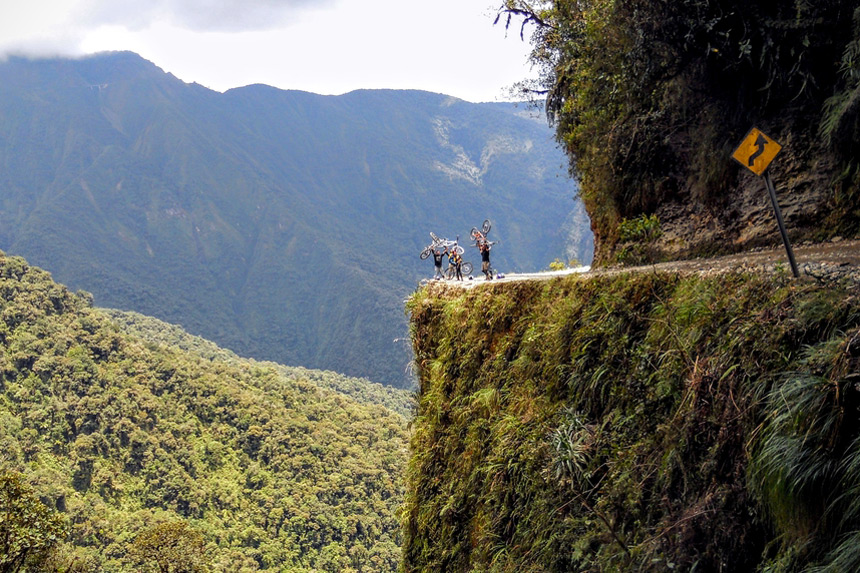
[
  {"left": 470, "top": 221, "right": 499, "bottom": 253},
  {"left": 470, "top": 219, "right": 492, "bottom": 245},
  {"left": 419, "top": 232, "right": 440, "bottom": 260},
  {"left": 420, "top": 232, "right": 463, "bottom": 259},
  {"left": 469, "top": 220, "right": 500, "bottom": 279},
  {"left": 445, "top": 260, "right": 473, "bottom": 278}
]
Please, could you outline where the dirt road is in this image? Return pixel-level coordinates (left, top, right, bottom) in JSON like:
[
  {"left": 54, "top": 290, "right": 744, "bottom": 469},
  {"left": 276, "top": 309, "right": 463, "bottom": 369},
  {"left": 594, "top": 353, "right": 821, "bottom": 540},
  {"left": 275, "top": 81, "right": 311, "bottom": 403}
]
[{"left": 426, "top": 239, "right": 860, "bottom": 290}]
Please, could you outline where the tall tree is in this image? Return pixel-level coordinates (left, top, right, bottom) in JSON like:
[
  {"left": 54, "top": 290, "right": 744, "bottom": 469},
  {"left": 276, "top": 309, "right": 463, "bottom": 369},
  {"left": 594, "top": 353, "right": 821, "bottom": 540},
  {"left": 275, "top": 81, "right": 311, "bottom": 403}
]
[
  {"left": 0, "top": 471, "right": 67, "bottom": 573},
  {"left": 128, "top": 522, "right": 209, "bottom": 573}
]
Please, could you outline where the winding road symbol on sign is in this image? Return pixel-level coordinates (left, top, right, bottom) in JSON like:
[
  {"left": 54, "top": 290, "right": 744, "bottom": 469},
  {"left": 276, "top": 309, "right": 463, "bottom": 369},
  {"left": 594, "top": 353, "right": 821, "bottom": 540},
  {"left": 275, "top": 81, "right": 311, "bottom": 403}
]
[
  {"left": 732, "top": 127, "right": 781, "bottom": 176},
  {"left": 747, "top": 133, "right": 768, "bottom": 166}
]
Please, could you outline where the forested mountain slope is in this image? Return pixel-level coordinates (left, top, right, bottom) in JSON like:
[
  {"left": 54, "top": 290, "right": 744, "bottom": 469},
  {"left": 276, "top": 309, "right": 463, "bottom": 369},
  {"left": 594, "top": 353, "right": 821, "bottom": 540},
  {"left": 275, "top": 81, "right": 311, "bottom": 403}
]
[
  {"left": 102, "top": 308, "right": 414, "bottom": 418},
  {"left": 0, "top": 252, "right": 409, "bottom": 571},
  {"left": 0, "top": 52, "right": 592, "bottom": 388}
]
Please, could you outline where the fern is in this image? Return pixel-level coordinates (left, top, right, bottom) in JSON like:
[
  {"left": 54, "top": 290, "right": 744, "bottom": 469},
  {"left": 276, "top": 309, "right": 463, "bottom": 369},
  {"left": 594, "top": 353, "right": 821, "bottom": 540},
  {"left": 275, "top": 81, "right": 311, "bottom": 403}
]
[{"left": 819, "top": 8, "right": 860, "bottom": 146}]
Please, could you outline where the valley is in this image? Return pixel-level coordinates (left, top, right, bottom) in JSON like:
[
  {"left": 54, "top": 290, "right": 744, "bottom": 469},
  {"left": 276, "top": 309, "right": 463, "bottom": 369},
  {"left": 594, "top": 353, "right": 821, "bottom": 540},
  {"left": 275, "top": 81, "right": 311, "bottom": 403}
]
[{"left": 0, "top": 52, "right": 593, "bottom": 389}]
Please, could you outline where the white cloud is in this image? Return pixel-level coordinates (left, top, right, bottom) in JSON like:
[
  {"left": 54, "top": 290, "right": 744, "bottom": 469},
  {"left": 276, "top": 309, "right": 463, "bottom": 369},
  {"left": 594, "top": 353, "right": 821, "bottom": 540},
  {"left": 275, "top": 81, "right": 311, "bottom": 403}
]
[
  {"left": 78, "top": 0, "right": 336, "bottom": 33},
  {"left": 0, "top": 0, "right": 537, "bottom": 102},
  {"left": 0, "top": 0, "right": 86, "bottom": 57}
]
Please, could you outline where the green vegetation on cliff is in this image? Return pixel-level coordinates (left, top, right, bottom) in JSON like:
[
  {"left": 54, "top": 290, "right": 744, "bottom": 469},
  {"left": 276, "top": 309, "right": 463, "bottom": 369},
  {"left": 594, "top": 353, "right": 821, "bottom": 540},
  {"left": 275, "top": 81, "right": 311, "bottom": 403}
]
[
  {"left": 500, "top": 0, "right": 860, "bottom": 261},
  {"left": 0, "top": 252, "right": 409, "bottom": 571},
  {"left": 404, "top": 272, "right": 860, "bottom": 571}
]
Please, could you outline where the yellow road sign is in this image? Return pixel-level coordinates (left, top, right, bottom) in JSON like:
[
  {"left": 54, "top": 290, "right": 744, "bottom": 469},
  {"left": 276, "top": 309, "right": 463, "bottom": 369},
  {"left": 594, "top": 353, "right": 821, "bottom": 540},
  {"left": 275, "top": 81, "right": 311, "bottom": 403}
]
[{"left": 732, "top": 127, "right": 781, "bottom": 176}]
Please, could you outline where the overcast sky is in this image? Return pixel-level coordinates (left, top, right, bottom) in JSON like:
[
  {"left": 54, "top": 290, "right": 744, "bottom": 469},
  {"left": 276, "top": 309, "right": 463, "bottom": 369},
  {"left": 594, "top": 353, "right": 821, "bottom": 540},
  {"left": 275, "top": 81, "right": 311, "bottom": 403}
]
[{"left": 0, "top": 0, "right": 537, "bottom": 103}]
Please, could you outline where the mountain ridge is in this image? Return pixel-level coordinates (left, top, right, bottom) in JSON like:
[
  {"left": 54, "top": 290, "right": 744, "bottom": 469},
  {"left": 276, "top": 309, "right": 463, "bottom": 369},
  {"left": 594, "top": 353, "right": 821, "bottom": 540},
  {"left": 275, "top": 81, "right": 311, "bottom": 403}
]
[{"left": 0, "top": 51, "right": 593, "bottom": 387}]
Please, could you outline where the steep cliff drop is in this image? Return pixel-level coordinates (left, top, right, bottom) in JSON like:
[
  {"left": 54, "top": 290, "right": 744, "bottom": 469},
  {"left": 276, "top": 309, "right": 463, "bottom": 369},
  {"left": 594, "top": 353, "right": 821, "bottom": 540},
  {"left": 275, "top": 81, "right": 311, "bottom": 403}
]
[{"left": 403, "top": 259, "right": 860, "bottom": 572}]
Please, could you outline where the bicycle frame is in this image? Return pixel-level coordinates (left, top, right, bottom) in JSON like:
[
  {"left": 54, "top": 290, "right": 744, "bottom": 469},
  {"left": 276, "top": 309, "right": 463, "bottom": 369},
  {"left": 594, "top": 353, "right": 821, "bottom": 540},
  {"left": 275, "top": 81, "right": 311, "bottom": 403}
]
[{"left": 420, "top": 233, "right": 463, "bottom": 259}]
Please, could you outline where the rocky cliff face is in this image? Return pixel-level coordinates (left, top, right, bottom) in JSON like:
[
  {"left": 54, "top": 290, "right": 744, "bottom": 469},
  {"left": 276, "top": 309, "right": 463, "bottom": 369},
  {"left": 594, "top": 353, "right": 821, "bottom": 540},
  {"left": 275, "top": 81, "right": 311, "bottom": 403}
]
[
  {"left": 651, "top": 127, "right": 844, "bottom": 259},
  {"left": 519, "top": 2, "right": 860, "bottom": 266}
]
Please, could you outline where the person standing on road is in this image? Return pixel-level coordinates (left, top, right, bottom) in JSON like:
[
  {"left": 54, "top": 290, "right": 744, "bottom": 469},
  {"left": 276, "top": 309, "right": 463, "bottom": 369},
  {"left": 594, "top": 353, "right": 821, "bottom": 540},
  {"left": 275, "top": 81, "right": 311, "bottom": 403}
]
[
  {"left": 450, "top": 250, "right": 464, "bottom": 281},
  {"left": 446, "top": 249, "right": 456, "bottom": 279},
  {"left": 432, "top": 248, "right": 447, "bottom": 280},
  {"left": 480, "top": 241, "right": 492, "bottom": 280}
]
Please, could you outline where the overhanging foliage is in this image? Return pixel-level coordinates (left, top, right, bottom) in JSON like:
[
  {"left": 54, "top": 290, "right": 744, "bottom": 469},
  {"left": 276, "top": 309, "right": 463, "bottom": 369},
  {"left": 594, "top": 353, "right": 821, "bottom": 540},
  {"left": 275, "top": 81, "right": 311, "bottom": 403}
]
[{"left": 500, "top": 0, "right": 860, "bottom": 261}]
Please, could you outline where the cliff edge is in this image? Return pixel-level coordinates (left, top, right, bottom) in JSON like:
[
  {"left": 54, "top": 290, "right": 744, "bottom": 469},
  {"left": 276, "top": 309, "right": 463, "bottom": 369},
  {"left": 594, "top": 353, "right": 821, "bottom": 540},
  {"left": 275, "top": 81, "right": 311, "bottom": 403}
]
[{"left": 403, "top": 269, "right": 860, "bottom": 572}]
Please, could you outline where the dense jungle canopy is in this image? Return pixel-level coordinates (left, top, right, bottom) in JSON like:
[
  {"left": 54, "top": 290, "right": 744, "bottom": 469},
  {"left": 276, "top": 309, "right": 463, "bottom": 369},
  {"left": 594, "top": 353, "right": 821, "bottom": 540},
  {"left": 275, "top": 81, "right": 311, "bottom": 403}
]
[{"left": 0, "top": 253, "right": 410, "bottom": 572}]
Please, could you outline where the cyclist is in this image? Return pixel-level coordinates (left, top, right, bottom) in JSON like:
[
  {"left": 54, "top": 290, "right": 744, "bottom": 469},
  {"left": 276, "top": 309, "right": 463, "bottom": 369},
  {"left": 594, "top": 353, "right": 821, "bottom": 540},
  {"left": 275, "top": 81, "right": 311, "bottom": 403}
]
[
  {"left": 480, "top": 241, "right": 492, "bottom": 280},
  {"left": 432, "top": 247, "right": 447, "bottom": 280},
  {"left": 449, "top": 250, "right": 464, "bottom": 281}
]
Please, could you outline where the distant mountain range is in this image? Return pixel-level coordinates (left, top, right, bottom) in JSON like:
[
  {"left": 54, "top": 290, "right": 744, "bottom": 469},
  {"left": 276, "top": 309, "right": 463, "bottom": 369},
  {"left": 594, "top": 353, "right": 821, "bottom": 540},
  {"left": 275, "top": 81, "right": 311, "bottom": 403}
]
[{"left": 0, "top": 51, "right": 592, "bottom": 387}]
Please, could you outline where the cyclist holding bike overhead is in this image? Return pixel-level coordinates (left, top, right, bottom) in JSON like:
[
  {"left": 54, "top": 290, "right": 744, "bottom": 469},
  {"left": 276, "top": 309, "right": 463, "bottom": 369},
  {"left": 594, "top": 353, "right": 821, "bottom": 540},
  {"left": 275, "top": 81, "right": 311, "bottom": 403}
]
[
  {"left": 432, "top": 247, "right": 447, "bottom": 280},
  {"left": 480, "top": 241, "right": 492, "bottom": 280}
]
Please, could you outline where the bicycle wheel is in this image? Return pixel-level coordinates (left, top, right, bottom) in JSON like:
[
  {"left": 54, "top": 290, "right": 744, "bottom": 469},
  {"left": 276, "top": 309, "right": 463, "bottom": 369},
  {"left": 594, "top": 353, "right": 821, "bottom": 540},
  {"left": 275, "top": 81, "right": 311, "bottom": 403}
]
[
  {"left": 470, "top": 228, "right": 481, "bottom": 241},
  {"left": 482, "top": 219, "right": 491, "bottom": 234},
  {"left": 452, "top": 245, "right": 464, "bottom": 255},
  {"left": 420, "top": 247, "right": 432, "bottom": 260},
  {"left": 461, "top": 262, "right": 473, "bottom": 275},
  {"left": 430, "top": 232, "right": 439, "bottom": 242}
]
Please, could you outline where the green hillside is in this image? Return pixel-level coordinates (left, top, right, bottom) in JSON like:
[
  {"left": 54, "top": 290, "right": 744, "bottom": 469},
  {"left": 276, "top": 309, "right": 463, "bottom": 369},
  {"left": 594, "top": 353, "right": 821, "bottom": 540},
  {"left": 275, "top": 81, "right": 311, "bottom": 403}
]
[
  {"left": 102, "top": 308, "right": 415, "bottom": 418},
  {"left": 404, "top": 273, "right": 860, "bottom": 571},
  {"left": 0, "top": 252, "right": 409, "bottom": 571},
  {"left": 0, "top": 52, "right": 592, "bottom": 388}
]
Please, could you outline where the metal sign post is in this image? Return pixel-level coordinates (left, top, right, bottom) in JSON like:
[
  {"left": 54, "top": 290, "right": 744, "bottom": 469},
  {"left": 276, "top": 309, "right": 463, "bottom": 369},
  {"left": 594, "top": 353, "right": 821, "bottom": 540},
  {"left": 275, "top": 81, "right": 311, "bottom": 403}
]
[
  {"left": 732, "top": 127, "right": 799, "bottom": 278},
  {"left": 762, "top": 169, "right": 799, "bottom": 277}
]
